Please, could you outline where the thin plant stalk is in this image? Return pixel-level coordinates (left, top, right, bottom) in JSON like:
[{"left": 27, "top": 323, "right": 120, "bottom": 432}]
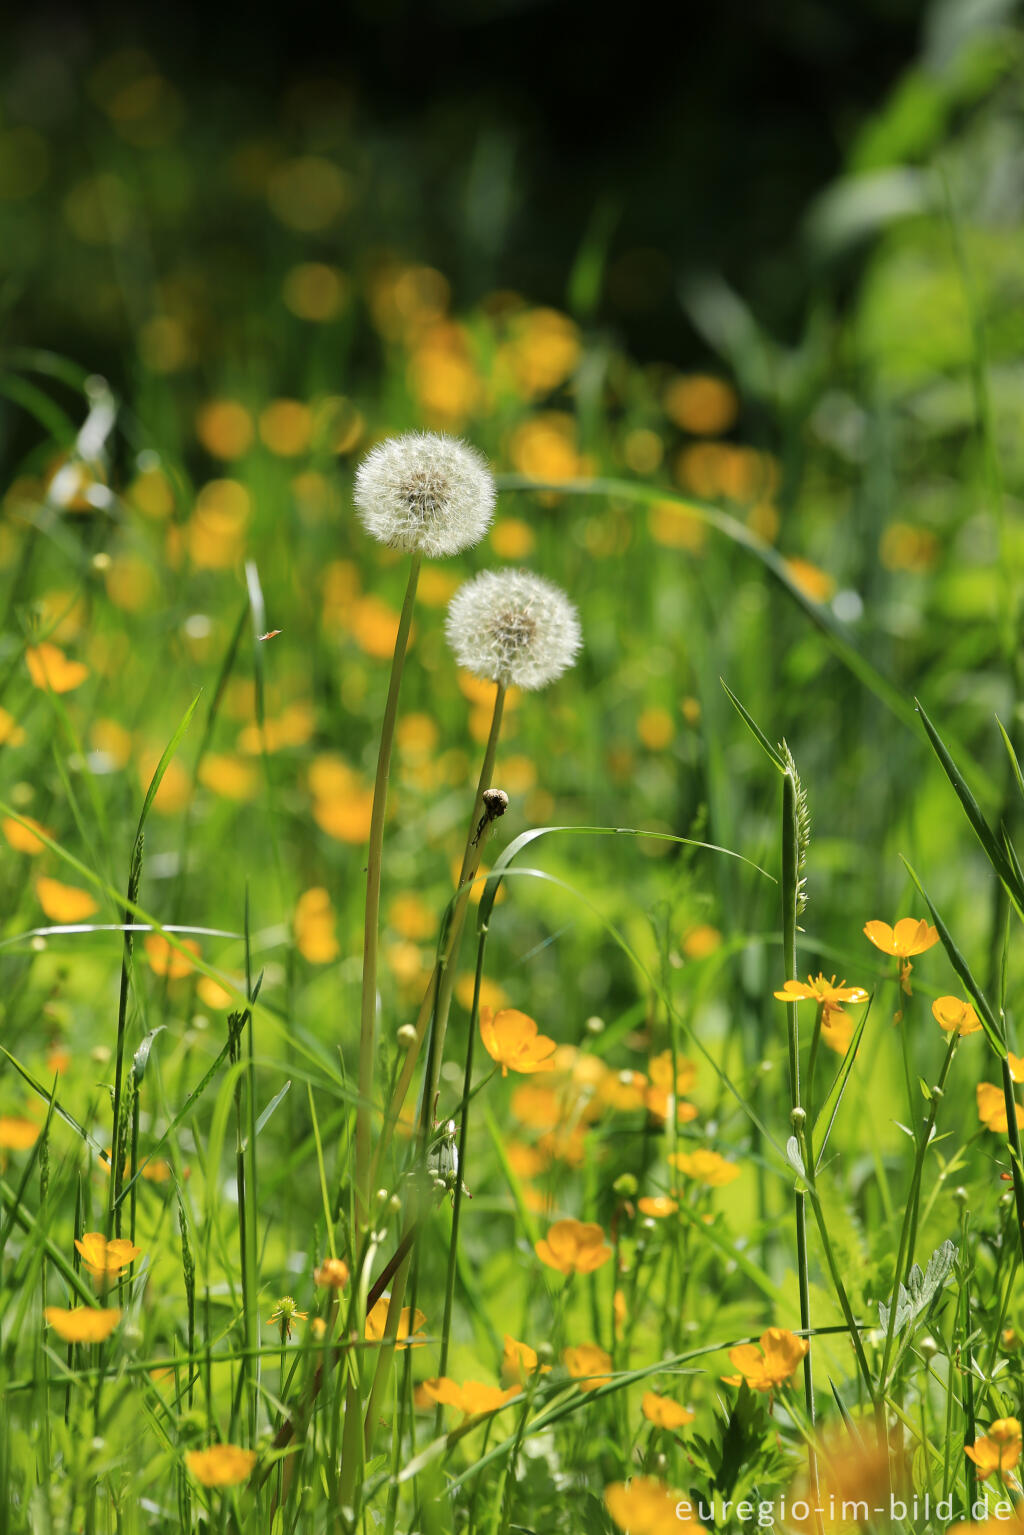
[
  {"left": 782, "top": 768, "right": 817, "bottom": 1499},
  {"left": 434, "top": 919, "right": 487, "bottom": 1431},
  {"left": 370, "top": 680, "right": 506, "bottom": 1187},
  {"left": 878, "top": 1028, "right": 960, "bottom": 1396},
  {"left": 355, "top": 552, "right": 422, "bottom": 1236}
]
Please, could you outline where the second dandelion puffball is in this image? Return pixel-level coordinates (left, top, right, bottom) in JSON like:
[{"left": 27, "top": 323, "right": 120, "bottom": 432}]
[
  {"left": 445, "top": 568, "right": 582, "bottom": 691},
  {"left": 353, "top": 432, "right": 496, "bottom": 557}
]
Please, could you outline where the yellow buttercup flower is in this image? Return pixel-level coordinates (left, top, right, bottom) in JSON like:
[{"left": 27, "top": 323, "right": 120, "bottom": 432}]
[
  {"left": 965, "top": 1419, "right": 1022, "bottom": 1480},
  {"left": 74, "top": 1233, "right": 142, "bottom": 1279},
  {"left": 563, "top": 1343, "right": 612, "bottom": 1391},
  {"left": 932, "top": 996, "right": 982, "bottom": 1036},
  {"left": 978, "top": 1083, "right": 1024, "bottom": 1134},
  {"left": 500, "top": 1333, "right": 551, "bottom": 1386},
  {"left": 774, "top": 974, "right": 868, "bottom": 1016},
  {"left": 420, "top": 1376, "right": 518, "bottom": 1416},
  {"left": 479, "top": 1007, "right": 556, "bottom": 1077},
  {"left": 44, "top": 1306, "right": 121, "bottom": 1343},
  {"left": 364, "top": 1295, "right": 427, "bottom": 1348},
  {"left": 670, "top": 1149, "right": 741, "bottom": 1187},
  {"left": 864, "top": 917, "right": 938, "bottom": 994},
  {"left": 605, "top": 1476, "right": 701, "bottom": 1533},
  {"left": 641, "top": 1391, "right": 695, "bottom": 1430},
  {"left": 863, "top": 917, "right": 938, "bottom": 957},
  {"left": 534, "top": 1218, "right": 612, "bottom": 1276},
  {"left": 724, "top": 1327, "right": 808, "bottom": 1392},
  {"left": 185, "top": 1444, "right": 257, "bottom": 1488}
]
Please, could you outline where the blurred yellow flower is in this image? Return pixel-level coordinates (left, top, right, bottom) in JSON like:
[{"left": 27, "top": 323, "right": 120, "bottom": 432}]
[
  {"left": 724, "top": 1327, "right": 808, "bottom": 1391},
  {"left": 198, "top": 753, "right": 258, "bottom": 801},
  {"left": 638, "top": 1196, "right": 678, "bottom": 1218},
  {"left": 978, "top": 1082, "right": 1024, "bottom": 1134},
  {"left": 364, "top": 1296, "right": 426, "bottom": 1349},
  {"left": 185, "top": 1444, "right": 257, "bottom": 1488},
  {"left": 195, "top": 399, "right": 254, "bottom": 460},
  {"left": 313, "top": 1257, "right": 350, "bottom": 1289},
  {"left": 2, "top": 814, "right": 51, "bottom": 854},
  {"left": 480, "top": 1007, "right": 556, "bottom": 1077},
  {"left": 259, "top": 399, "right": 312, "bottom": 456},
  {"left": 638, "top": 707, "right": 674, "bottom": 751},
  {"left": 670, "top": 1149, "right": 741, "bottom": 1187},
  {"left": 648, "top": 501, "right": 707, "bottom": 553},
  {"left": 0, "top": 706, "right": 25, "bottom": 746},
  {"left": 313, "top": 792, "right": 375, "bottom": 845},
  {"left": 282, "top": 262, "right": 348, "bottom": 322},
  {"left": 783, "top": 557, "right": 835, "bottom": 604},
  {"left": 641, "top": 1391, "right": 694, "bottom": 1430},
  {"left": 535, "top": 1219, "right": 612, "bottom": 1276},
  {"left": 350, "top": 596, "right": 403, "bottom": 659},
  {"left": 294, "top": 887, "right": 339, "bottom": 964},
  {"left": 605, "top": 1475, "right": 697, "bottom": 1534},
  {"left": 490, "top": 517, "right": 535, "bottom": 559},
  {"left": 421, "top": 1376, "right": 518, "bottom": 1416},
  {"left": 500, "top": 1333, "right": 551, "bottom": 1385},
  {"left": 36, "top": 878, "right": 98, "bottom": 923},
  {"left": 26, "top": 642, "right": 88, "bottom": 693},
  {"left": 965, "top": 1419, "right": 1022, "bottom": 1480},
  {"left": 45, "top": 1306, "right": 121, "bottom": 1343},
  {"left": 663, "top": 373, "right": 737, "bottom": 436},
  {"left": 682, "top": 923, "right": 719, "bottom": 957},
  {"left": 388, "top": 891, "right": 435, "bottom": 940},
  {"left": 0, "top": 1117, "right": 40, "bottom": 1150},
  {"left": 144, "top": 934, "right": 199, "bottom": 979},
  {"left": 75, "top": 1232, "right": 142, "bottom": 1279},
  {"left": 563, "top": 1343, "right": 612, "bottom": 1391}
]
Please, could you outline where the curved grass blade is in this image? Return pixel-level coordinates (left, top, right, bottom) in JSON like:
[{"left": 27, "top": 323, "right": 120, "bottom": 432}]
[
  {"left": 916, "top": 700, "right": 1024, "bottom": 920},
  {"left": 498, "top": 472, "right": 995, "bottom": 794},
  {"left": 721, "top": 680, "right": 787, "bottom": 771}
]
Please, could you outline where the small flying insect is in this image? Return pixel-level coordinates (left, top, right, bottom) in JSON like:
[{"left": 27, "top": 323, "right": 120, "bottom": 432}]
[{"left": 257, "top": 629, "right": 282, "bottom": 642}]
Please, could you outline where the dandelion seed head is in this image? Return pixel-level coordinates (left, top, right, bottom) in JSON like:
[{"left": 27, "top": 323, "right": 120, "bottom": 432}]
[
  {"left": 445, "top": 568, "right": 582, "bottom": 691},
  {"left": 353, "top": 432, "right": 495, "bottom": 557}
]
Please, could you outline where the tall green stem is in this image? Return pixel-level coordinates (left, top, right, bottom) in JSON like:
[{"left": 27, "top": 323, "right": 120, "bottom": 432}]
[
  {"left": 371, "top": 681, "right": 506, "bottom": 1188},
  {"left": 354, "top": 554, "right": 422, "bottom": 1236},
  {"left": 782, "top": 769, "right": 817, "bottom": 1497}
]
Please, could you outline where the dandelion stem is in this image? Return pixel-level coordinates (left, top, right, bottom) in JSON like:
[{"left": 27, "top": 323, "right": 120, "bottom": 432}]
[
  {"left": 370, "top": 680, "right": 506, "bottom": 1186},
  {"left": 355, "top": 552, "right": 422, "bottom": 1237}
]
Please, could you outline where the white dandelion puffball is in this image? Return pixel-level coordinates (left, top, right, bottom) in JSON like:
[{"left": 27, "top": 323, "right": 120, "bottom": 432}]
[
  {"left": 445, "top": 568, "right": 582, "bottom": 691},
  {"left": 353, "top": 432, "right": 496, "bottom": 558}
]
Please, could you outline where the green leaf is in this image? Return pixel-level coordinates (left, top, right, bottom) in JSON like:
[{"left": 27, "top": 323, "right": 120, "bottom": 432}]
[
  {"left": 720, "top": 680, "right": 786, "bottom": 771},
  {"left": 877, "top": 1239, "right": 957, "bottom": 1335}
]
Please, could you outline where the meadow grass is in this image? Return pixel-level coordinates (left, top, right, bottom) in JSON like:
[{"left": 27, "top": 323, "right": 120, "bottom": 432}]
[{"left": 4, "top": 26, "right": 1024, "bottom": 1534}]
